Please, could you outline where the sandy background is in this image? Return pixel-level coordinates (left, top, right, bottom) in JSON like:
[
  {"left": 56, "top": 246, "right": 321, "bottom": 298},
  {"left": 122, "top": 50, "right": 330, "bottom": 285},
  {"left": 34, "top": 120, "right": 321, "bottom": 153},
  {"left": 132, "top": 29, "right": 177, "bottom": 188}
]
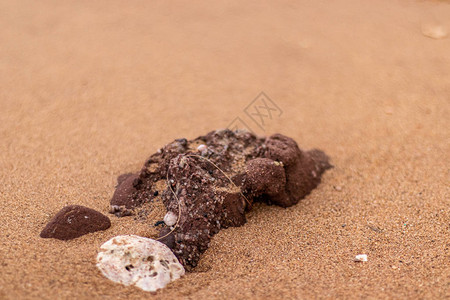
[{"left": 0, "top": 0, "right": 449, "bottom": 299}]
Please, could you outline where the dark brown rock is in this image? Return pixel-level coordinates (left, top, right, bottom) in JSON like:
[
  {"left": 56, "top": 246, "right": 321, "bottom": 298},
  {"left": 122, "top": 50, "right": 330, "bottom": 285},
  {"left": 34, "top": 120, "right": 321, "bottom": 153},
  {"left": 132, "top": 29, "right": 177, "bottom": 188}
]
[
  {"left": 116, "top": 172, "right": 135, "bottom": 186},
  {"left": 158, "top": 227, "right": 176, "bottom": 249},
  {"left": 40, "top": 205, "right": 111, "bottom": 240},
  {"left": 218, "top": 191, "right": 247, "bottom": 228},
  {"left": 263, "top": 133, "right": 302, "bottom": 167},
  {"left": 260, "top": 134, "right": 333, "bottom": 207},
  {"left": 160, "top": 154, "right": 248, "bottom": 269},
  {"left": 109, "top": 129, "right": 332, "bottom": 269},
  {"left": 110, "top": 173, "right": 139, "bottom": 216},
  {"left": 244, "top": 158, "right": 286, "bottom": 197}
]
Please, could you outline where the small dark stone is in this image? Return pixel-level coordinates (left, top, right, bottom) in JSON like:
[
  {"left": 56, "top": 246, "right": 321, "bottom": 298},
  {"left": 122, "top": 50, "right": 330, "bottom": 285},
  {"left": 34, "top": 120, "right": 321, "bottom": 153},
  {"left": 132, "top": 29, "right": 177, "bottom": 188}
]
[
  {"left": 158, "top": 227, "right": 175, "bottom": 249},
  {"left": 40, "top": 205, "right": 111, "bottom": 240},
  {"left": 154, "top": 220, "right": 165, "bottom": 227}
]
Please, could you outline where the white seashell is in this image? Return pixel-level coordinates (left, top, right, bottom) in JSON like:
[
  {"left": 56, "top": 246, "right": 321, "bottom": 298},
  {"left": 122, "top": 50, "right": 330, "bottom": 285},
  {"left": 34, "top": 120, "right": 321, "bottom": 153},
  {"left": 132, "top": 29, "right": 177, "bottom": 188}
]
[
  {"left": 96, "top": 235, "right": 185, "bottom": 292},
  {"left": 164, "top": 211, "right": 177, "bottom": 227}
]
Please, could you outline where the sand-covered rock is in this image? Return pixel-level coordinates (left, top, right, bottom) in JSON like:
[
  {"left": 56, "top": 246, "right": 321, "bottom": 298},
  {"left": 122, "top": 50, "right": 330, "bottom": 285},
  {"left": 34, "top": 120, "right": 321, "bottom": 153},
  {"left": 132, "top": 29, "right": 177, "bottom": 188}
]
[
  {"left": 110, "top": 129, "right": 332, "bottom": 269},
  {"left": 244, "top": 158, "right": 286, "bottom": 197},
  {"left": 96, "top": 235, "right": 185, "bottom": 292},
  {"left": 110, "top": 173, "right": 139, "bottom": 216},
  {"left": 40, "top": 205, "right": 111, "bottom": 240}
]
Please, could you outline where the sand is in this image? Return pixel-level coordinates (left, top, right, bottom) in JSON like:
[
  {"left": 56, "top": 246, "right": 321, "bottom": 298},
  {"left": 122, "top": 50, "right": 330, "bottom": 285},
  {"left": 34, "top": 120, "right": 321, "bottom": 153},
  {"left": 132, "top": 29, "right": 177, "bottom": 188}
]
[{"left": 0, "top": 0, "right": 449, "bottom": 299}]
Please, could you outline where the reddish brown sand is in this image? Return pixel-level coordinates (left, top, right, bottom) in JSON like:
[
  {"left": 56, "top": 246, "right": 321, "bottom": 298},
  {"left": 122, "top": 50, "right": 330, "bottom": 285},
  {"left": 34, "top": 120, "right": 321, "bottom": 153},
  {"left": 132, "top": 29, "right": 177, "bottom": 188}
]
[{"left": 0, "top": 0, "right": 449, "bottom": 299}]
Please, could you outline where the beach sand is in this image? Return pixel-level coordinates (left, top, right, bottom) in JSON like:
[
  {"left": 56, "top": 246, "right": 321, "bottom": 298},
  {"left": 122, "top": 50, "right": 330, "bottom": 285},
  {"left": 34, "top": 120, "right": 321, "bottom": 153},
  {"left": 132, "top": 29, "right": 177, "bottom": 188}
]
[{"left": 0, "top": 0, "right": 449, "bottom": 299}]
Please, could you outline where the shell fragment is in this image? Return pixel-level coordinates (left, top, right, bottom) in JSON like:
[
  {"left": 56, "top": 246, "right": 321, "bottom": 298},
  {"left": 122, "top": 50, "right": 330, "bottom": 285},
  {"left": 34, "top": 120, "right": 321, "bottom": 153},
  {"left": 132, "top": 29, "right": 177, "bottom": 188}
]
[{"left": 96, "top": 235, "right": 185, "bottom": 292}]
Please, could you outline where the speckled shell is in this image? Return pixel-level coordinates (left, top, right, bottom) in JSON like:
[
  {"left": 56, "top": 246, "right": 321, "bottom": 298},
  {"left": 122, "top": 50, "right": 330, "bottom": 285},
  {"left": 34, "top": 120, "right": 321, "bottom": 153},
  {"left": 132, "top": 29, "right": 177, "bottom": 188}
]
[{"left": 96, "top": 235, "right": 184, "bottom": 292}]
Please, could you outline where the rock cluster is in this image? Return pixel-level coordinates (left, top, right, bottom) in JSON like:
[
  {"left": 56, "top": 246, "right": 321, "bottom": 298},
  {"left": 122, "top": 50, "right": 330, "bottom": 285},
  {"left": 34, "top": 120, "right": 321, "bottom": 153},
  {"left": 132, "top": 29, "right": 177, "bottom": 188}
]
[{"left": 110, "top": 129, "right": 332, "bottom": 270}]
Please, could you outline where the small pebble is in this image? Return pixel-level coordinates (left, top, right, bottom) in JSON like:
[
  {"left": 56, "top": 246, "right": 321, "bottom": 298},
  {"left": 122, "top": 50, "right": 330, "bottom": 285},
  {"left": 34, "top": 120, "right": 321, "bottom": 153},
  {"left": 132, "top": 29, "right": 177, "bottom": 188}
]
[
  {"left": 154, "top": 220, "right": 165, "bottom": 227},
  {"left": 197, "top": 144, "right": 208, "bottom": 155},
  {"left": 354, "top": 254, "right": 368, "bottom": 262},
  {"left": 164, "top": 211, "right": 177, "bottom": 227}
]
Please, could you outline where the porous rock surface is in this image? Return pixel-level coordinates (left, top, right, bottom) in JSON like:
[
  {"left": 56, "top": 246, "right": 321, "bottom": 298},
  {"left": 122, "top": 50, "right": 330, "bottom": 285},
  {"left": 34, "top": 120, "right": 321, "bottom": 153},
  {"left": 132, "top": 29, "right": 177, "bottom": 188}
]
[
  {"left": 96, "top": 235, "right": 185, "bottom": 292},
  {"left": 110, "top": 129, "right": 332, "bottom": 269}
]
